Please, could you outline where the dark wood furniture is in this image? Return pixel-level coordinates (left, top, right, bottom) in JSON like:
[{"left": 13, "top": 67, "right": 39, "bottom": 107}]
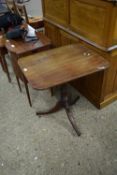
[
  {"left": 0, "top": 34, "right": 11, "bottom": 82},
  {"left": 42, "top": 0, "right": 117, "bottom": 108},
  {"left": 5, "top": 32, "right": 51, "bottom": 106},
  {"left": 18, "top": 44, "right": 109, "bottom": 136}
]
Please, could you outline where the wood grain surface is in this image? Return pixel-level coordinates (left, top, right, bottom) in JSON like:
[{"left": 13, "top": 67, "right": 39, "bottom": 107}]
[{"left": 18, "top": 44, "right": 109, "bottom": 90}]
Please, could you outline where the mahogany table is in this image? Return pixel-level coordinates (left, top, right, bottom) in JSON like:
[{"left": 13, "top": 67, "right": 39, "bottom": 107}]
[
  {"left": 5, "top": 32, "right": 51, "bottom": 106},
  {"left": 18, "top": 44, "right": 109, "bottom": 136}
]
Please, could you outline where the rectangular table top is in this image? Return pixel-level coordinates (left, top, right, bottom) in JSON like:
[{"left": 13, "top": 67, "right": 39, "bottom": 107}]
[
  {"left": 5, "top": 32, "right": 51, "bottom": 57},
  {"left": 18, "top": 43, "right": 109, "bottom": 90}
]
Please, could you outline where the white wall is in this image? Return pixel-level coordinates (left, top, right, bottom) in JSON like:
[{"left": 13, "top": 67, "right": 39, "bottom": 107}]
[{"left": 25, "top": 0, "right": 42, "bottom": 17}]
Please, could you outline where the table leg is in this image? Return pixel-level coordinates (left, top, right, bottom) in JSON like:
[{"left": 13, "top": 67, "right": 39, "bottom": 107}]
[
  {"left": 2, "top": 56, "right": 11, "bottom": 83},
  {"left": 0, "top": 52, "right": 11, "bottom": 83},
  {"left": 16, "top": 76, "right": 22, "bottom": 92},
  {"left": 0, "top": 55, "right": 4, "bottom": 71},
  {"left": 63, "top": 94, "right": 81, "bottom": 136},
  {"left": 10, "top": 52, "right": 33, "bottom": 107},
  {"left": 50, "top": 88, "right": 54, "bottom": 96},
  {"left": 36, "top": 85, "right": 81, "bottom": 136},
  {"left": 22, "top": 75, "right": 32, "bottom": 107},
  {"left": 36, "top": 101, "right": 62, "bottom": 115}
]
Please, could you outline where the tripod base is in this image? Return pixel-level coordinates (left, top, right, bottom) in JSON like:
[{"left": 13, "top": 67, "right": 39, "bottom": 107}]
[{"left": 36, "top": 85, "right": 81, "bottom": 136}]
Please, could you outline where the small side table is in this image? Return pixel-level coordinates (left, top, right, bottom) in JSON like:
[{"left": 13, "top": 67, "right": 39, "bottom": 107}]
[
  {"left": 5, "top": 32, "right": 51, "bottom": 106},
  {"left": 18, "top": 44, "right": 109, "bottom": 136}
]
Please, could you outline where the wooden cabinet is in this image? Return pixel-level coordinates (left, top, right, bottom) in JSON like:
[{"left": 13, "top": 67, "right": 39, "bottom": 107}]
[
  {"left": 43, "top": 0, "right": 117, "bottom": 49},
  {"left": 42, "top": 0, "right": 117, "bottom": 108}
]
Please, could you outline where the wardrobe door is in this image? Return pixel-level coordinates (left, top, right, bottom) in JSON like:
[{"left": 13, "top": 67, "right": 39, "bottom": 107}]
[{"left": 43, "top": 0, "right": 69, "bottom": 27}]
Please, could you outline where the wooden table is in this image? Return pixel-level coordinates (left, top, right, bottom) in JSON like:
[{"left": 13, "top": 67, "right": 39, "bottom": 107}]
[
  {"left": 5, "top": 32, "right": 51, "bottom": 106},
  {"left": 18, "top": 44, "right": 109, "bottom": 136}
]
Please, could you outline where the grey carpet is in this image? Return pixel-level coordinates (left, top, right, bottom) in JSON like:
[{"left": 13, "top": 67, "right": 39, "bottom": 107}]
[{"left": 0, "top": 58, "right": 117, "bottom": 175}]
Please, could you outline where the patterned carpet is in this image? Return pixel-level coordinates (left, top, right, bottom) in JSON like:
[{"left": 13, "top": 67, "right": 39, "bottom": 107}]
[{"left": 0, "top": 57, "right": 117, "bottom": 175}]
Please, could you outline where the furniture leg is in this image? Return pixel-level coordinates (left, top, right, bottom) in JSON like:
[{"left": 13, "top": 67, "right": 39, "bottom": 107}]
[
  {"left": 0, "top": 50, "right": 11, "bottom": 83},
  {"left": 50, "top": 87, "right": 54, "bottom": 96},
  {"left": 63, "top": 94, "right": 81, "bottom": 136},
  {"left": 0, "top": 55, "right": 4, "bottom": 71},
  {"left": 23, "top": 77, "right": 32, "bottom": 107},
  {"left": 10, "top": 52, "right": 32, "bottom": 106},
  {"left": 16, "top": 76, "right": 22, "bottom": 92},
  {"left": 36, "top": 101, "right": 62, "bottom": 116},
  {"left": 36, "top": 84, "right": 81, "bottom": 136},
  {"left": 2, "top": 55, "right": 11, "bottom": 83},
  {"left": 61, "top": 85, "right": 81, "bottom": 136},
  {"left": 65, "top": 106, "right": 81, "bottom": 136}
]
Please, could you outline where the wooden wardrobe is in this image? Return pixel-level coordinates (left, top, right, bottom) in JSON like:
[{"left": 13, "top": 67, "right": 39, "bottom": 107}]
[{"left": 41, "top": 0, "right": 117, "bottom": 108}]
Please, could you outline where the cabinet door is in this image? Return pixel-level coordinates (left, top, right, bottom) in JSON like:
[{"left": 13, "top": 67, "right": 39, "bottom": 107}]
[
  {"left": 43, "top": 0, "right": 69, "bottom": 27},
  {"left": 44, "top": 22, "right": 59, "bottom": 47},
  {"left": 58, "top": 30, "right": 79, "bottom": 46},
  {"left": 70, "top": 0, "right": 112, "bottom": 47}
]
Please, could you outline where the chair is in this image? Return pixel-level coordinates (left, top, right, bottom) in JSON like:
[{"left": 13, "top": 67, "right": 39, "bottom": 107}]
[
  {"left": 15, "top": 2, "right": 44, "bottom": 29},
  {"left": 15, "top": 2, "right": 29, "bottom": 23},
  {"left": 5, "top": 0, "right": 17, "bottom": 13}
]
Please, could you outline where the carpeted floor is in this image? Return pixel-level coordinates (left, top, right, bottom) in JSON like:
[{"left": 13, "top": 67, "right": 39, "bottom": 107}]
[{"left": 0, "top": 56, "right": 117, "bottom": 175}]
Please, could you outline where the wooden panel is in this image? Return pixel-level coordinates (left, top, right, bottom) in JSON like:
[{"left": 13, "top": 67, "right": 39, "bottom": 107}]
[
  {"left": 58, "top": 30, "right": 79, "bottom": 46},
  {"left": 43, "top": 0, "right": 69, "bottom": 27},
  {"left": 69, "top": 0, "right": 112, "bottom": 47},
  {"left": 112, "top": 7, "right": 117, "bottom": 45},
  {"left": 44, "top": 21, "right": 59, "bottom": 47},
  {"left": 72, "top": 72, "right": 104, "bottom": 104},
  {"left": 103, "top": 55, "right": 117, "bottom": 96},
  {"left": 44, "top": 22, "right": 80, "bottom": 46}
]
